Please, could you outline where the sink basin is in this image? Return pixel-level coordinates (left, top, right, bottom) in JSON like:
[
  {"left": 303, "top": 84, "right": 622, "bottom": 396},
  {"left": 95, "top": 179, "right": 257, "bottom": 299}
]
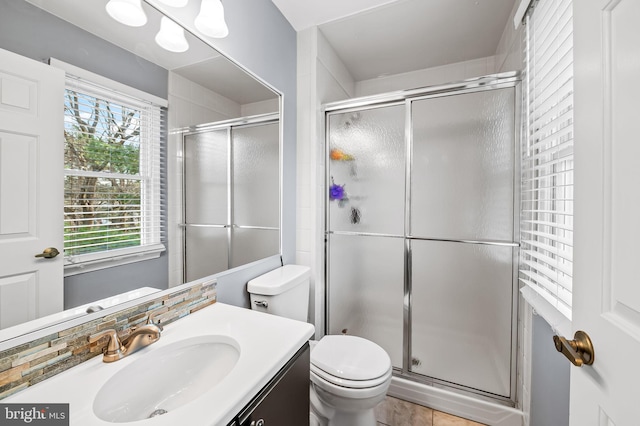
[{"left": 93, "top": 335, "right": 240, "bottom": 423}]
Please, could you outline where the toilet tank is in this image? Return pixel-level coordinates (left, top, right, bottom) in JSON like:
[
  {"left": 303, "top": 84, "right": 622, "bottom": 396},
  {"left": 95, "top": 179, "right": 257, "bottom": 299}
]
[{"left": 247, "top": 265, "right": 310, "bottom": 322}]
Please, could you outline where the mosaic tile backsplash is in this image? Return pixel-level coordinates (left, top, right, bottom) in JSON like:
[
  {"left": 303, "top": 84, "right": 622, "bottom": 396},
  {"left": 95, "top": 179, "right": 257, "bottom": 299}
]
[{"left": 0, "top": 281, "right": 216, "bottom": 399}]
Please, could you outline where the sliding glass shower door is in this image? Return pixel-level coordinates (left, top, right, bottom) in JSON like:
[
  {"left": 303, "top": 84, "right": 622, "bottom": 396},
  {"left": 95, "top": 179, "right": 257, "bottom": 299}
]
[
  {"left": 326, "top": 75, "right": 519, "bottom": 402},
  {"left": 183, "top": 129, "right": 229, "bottom": 281},
  {"left": 327, "top": 105, "right": 406, "bottom": 368},
  {"left": 231, "top": 123, "right": 280, "bottom": 268},
  {"left": 409, "top": 89, "right": 516, "bottom": 397}
]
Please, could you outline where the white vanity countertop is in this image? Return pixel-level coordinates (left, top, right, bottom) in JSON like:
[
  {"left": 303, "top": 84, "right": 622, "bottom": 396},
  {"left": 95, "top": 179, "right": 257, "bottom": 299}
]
[
  {"left": 5, "top": 302, "right": 315, "bottom": 426},
  {"left": 0, "top": 287, "right": 160, "bottom": 343}
]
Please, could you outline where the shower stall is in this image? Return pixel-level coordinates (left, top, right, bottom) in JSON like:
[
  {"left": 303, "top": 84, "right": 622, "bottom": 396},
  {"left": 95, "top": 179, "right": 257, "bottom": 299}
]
[
  {"left": 325, "top": 73, "right": 520, "bottom": 404},
  {"left": 181, "top": 113, "right": 280, "bottom": 282}
]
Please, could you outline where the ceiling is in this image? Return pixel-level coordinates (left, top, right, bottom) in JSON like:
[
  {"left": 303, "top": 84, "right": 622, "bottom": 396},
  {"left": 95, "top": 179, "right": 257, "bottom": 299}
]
[
  {"left": 270, "top": 0, "right": 403, "bottom": 32},
  {"left": 271, "top": 0, "right": 517, "bottom": 81}
]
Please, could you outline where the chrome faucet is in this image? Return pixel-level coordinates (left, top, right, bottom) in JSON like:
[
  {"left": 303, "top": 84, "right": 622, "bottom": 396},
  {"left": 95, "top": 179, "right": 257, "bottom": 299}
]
[{"left": 89, "top": 323, "right": 162, "bottom": 363}]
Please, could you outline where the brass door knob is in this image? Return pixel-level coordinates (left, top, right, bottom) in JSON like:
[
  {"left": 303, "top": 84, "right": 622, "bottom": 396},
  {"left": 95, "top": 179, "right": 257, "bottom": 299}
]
[
  {"left": 553, "top": 330, "right": 595, "bottom": 367},
  {"left": 35, "top": 247, "right": 60, "bottom": 259}
]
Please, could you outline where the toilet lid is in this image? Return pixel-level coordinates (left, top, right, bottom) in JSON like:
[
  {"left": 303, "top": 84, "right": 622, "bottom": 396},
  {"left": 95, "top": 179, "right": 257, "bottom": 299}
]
[
  {"left": 311, "top": 335, "right": 391, "bottom": 381},
  {"left": 310, "top": 364, "right": 392, "bottom": 389}
]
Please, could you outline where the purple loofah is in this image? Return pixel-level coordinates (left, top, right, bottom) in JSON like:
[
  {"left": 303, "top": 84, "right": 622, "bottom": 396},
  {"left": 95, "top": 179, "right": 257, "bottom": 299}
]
[{"left": 329, "top": 183, "right": 345, "bottom": 200}]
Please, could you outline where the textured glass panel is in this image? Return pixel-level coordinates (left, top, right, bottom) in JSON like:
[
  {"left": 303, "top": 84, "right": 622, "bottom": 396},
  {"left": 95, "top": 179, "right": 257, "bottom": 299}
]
[
  {"left": 184, "top": 130, "right": 228, "bottom": 224},
  {"left": 233, "top": 123, "right": 279, "bottom": 228},
  {"left": 328, "top": 234, "right": 404, "bottom": 368},
  {"left": 185, "top": 227, "right": 228, "bottom": 282},
  {"left": 328, "top": 106, "right": 405, "bottom": 235},
  {"left": 411, "top": 88, "right": 515, "bottom": 241},
  {"left": 410, "top": 240, "right": 513, "bottom": 397},
  {"left": 231, "top": 228, "right": 279, "bottom": 268}
]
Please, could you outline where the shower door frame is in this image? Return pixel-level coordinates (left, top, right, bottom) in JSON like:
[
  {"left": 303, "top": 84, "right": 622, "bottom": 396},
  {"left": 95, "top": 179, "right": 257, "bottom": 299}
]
[
  {"left": 323, "top": 72, "right": 522, "bottom": 405},
  {"left": 179, "top": 112, "right": 281, "bottom": 283}
]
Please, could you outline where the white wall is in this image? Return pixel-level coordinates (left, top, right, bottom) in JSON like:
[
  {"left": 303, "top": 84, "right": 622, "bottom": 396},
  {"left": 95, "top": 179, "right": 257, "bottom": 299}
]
[
  {"left": 297, "top": 27, "right": 355, "bottom": 335},
  {"left": 169, "top": 72, "right": 242, "bottom": 126},
  {"left": 495, "top": 1, "right": 525, "bottom": 74},
  {"left": 352, "top": 18, "right": 525, "bottom": 99},
  {"left": 240, "top": 98, "right": 279, "bottom": 117},
  {"left": 355, "top": 55, "right": 496, "bottom": 97}
]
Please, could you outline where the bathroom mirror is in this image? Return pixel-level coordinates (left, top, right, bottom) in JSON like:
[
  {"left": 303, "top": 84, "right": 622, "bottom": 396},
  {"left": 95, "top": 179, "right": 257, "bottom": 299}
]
[{"left": 0, "top": 0, "right": 281, "bottom": 343}]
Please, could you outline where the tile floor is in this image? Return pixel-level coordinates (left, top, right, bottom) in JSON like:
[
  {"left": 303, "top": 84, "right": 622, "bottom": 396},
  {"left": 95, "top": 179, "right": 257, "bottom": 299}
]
[{"left": 374, "top": 396, "right": 486, "bottom": 426}]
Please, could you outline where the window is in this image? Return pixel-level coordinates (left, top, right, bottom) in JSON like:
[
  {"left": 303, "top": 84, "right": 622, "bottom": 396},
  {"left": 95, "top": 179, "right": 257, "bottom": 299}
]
[
  {"left": 519, "top": 0, "right": 574, "bottom": 324},
  {"left": 58, "top": 62, "right": 165, "bottom": 273}
]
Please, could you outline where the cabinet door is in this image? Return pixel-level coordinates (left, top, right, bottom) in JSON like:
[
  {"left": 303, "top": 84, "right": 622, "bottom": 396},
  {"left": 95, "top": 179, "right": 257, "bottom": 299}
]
[{"left": 239, "top": 345, "right": 310, "bottom": 426}]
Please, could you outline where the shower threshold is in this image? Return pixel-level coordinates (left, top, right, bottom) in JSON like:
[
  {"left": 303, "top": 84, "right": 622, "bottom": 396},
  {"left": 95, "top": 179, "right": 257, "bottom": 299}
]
[{"left": 388, "top": 374, "right": 524, "bottom": 426}]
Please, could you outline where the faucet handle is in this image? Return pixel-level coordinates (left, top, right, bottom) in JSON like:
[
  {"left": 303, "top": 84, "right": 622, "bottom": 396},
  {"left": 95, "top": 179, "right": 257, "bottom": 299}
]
[
  {"left": 88, "top": 329, "right": 125, "bottom": 360},
  {"left": 147, "top": 307, "right": 169, "bottom": 331}
]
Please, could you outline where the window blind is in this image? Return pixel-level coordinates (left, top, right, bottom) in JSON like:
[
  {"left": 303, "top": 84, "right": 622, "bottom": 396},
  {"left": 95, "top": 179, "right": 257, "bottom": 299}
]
[
  {"left": 520, "top": 0, "right": 574, "bottom": 320},
  {"left": 63, "top": 75, "right": 165, "bottom": 261}
]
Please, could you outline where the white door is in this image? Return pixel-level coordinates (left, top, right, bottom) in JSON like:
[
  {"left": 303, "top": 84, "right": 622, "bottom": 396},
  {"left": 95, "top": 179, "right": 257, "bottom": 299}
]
[
  {"left": 571, "top": 1, "right": 640, "bottom": 424},
  {"left": 0, "top": 48, "right": 64, "bottom": 330}
]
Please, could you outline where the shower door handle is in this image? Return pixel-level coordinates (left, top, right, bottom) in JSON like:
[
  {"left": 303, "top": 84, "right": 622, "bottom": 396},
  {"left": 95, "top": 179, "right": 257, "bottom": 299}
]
[{"left": 553, "top": 330, "right": 595, "bottom": 367}]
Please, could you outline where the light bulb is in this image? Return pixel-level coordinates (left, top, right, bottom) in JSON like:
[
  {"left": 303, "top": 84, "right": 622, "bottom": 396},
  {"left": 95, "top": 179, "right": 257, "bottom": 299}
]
[
  {"left": 105, "top": 0, "right": 147, "bottom": 27},
  {"left": 156, "top": 0, "right": 189, "bottom": 7},
  {"left": 155, "top": 17, "right": 189, "bottom": 52},
  {"left": 194, "top": 0, "right": 229, "bottom": 38}
]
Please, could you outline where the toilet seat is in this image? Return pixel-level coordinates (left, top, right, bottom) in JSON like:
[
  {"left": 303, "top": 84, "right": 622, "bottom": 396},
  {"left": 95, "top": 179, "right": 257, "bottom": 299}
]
[
  {"left": 310, "top": 367, "right": 392, "bottom": 400},
  {"left": 310, "top": 335, "right": 392, "bottom": 389},
  {"left": 310, "top": 363, "right": 392, "bottom": 389}
]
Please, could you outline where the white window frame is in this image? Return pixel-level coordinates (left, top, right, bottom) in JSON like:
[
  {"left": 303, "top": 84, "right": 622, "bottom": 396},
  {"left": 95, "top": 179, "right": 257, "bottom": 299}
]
[
  {"left": 518, "top": 0, "right": 574, "bottom": 336},
  {"left": 51, "top": 59, "right": 168, "bottom": 276}
]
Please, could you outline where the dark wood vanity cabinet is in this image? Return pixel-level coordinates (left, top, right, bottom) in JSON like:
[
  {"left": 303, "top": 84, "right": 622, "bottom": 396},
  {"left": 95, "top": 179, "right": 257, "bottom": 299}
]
[{"left": 228, "top": 343, "right": 310, "bottom": 426}]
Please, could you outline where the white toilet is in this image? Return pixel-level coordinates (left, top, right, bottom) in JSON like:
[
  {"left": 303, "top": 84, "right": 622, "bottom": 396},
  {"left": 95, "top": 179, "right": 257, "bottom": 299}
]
[{"left": 248, "top": 265, "right": 392, "bottom": 426}]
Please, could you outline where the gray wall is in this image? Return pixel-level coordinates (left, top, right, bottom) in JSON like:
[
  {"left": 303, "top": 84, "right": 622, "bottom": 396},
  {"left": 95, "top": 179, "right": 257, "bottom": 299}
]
[
  {"left": 530, "top": 314, "right": 570, "bottom": 426},
  {"left": 0, "top": 0, "right": 170, "bottom": 308}
]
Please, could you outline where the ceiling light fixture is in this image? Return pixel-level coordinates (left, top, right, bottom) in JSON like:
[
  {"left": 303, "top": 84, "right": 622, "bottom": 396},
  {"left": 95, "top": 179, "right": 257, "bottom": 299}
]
[
  {"left": 156, "top": 0, "right": 189, "bottom": 7},
  {"left": 105, "top": 0, "right": 148, "bottom": 27},
  {"left": 194, "top": 0, "right": 229, "bottom": 38},
  {"left": 155, "top": 17, "right": 189, "bottom": 52}
]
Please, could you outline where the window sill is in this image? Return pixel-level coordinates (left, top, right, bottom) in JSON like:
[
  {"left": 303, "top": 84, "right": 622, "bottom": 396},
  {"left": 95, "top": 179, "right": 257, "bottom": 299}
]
[
  {"left": 64, "top": 244, "right": 166, "bottom": 277},
  {"left": 520, "top": 286, "right": 572, "bottom": 337}
]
